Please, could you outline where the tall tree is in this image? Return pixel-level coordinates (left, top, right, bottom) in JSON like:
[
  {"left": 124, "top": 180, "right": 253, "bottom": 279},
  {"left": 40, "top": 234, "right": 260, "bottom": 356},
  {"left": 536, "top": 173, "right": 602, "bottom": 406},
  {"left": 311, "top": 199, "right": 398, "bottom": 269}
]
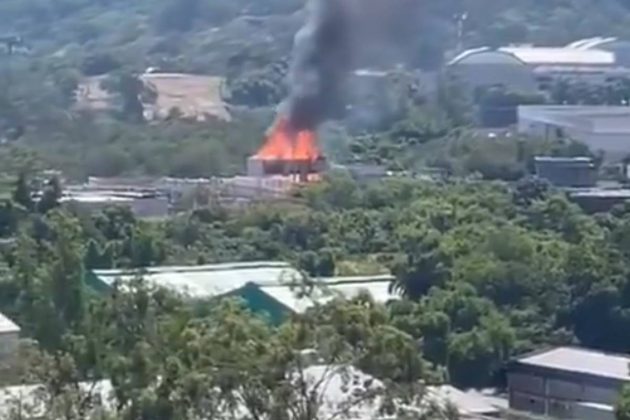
[{"left": 12, "top": 172, "right": 33, "bottom": 211}]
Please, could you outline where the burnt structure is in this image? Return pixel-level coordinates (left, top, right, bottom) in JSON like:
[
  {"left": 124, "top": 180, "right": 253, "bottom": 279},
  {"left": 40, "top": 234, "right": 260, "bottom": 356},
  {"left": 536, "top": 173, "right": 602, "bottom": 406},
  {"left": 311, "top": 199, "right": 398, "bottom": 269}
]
[{"left": 247, "top": 155, "right": 328, "bottom": 181}]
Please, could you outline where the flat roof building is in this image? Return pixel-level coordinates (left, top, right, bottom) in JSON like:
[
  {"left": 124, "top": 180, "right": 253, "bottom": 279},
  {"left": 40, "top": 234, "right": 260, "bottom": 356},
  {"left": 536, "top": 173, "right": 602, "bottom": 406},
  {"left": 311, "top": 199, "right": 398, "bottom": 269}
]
[
  {"left": 88, "top": 263, "right": 398, "bottom": 324},
  {"left": 507, "top": 346, "right": 630, "bottom": 419},
  {"left": 62, "top": 190, "right": 170, "bottom": 219},
  {"left": 569, "top": 187, "right": 630, "bottom": 213},
  {"left": 519, "top": 105, "right": 630, "bottom": 161},
  {"left": 88, "top": 261, "right": 303, "bottom": 297}
]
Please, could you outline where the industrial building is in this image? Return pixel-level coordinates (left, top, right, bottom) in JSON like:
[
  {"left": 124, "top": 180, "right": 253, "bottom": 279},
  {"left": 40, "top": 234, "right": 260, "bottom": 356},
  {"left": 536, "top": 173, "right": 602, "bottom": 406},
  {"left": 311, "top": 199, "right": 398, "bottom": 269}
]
[
  {"left": 533, "top": 156, "right": 596, "bottom": 188},
  {"left": 507, "top": 346, "right": 630, "bottom": 420},
  {"left": 447, "top": 39, "right": 630, "bottom": 94},
  {"left": 87, "top": 262, "right": 398, "bottom": 324},
  {"left": 518, "top": 105, "right": 630, "bottom": 161}
]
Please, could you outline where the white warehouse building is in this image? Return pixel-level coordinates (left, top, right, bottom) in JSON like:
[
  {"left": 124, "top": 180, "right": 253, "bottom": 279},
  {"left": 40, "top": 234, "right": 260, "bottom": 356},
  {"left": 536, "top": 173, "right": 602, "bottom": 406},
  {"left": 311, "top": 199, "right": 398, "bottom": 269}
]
[
  {"left": 447, "top": 41, "right": 628, "bottom": 93},
  {"left": 0, "top": 312, "right": 20, "bottom": 360},
  {"left": 518, "top": 105, "right": 630, "bottom": 161}
]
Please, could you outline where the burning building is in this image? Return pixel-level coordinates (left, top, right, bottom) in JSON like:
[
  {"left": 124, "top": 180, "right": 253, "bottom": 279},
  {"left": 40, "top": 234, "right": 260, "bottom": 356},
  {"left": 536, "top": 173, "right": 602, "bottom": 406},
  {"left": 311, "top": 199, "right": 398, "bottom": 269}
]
[{"left": 247, "top": 117, "right": 327, "bottom": 181}]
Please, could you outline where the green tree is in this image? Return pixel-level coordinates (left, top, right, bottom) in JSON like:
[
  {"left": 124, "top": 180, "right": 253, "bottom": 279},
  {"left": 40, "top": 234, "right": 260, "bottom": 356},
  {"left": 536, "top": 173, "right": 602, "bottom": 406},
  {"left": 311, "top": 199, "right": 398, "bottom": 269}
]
[
  {"left": 101, "top": 72, "right": 155, "bottom": 123},
  {"left": 618, "top": 385, "right": 630, "bottom": 420},
  {"left": 12, "top": 172, "right": 33, "bottom": 211},
  {"left": 38, "top": 176, "right": 63, "bottom": 214}
]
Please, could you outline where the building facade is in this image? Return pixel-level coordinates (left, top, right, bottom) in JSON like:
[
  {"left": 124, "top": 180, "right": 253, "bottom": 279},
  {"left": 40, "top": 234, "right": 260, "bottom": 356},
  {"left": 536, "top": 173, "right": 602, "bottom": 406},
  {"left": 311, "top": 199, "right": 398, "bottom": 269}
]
[
  {"left": 534, "top": 156, "right": 597, "bottom": 188},
  {"left": 518, "top": 105, "right": 630, "bottom": 161},
  {"left": 508, "top": 347, "right": 627, "bottom": 420}
]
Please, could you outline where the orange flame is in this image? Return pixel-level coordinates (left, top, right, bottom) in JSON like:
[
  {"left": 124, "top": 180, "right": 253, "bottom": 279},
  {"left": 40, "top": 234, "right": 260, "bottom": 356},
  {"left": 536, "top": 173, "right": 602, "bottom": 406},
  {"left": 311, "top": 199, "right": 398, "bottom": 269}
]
[{"left": 254, "top": 117, "right": 321, "bottom": 162}]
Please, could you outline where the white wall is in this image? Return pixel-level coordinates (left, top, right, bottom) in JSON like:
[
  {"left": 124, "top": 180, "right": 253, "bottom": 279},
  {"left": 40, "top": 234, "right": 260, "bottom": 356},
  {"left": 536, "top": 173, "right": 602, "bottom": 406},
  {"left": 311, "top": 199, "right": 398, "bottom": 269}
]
[{"left": 0, "top": 332, "right": 19, "bottom": 359}]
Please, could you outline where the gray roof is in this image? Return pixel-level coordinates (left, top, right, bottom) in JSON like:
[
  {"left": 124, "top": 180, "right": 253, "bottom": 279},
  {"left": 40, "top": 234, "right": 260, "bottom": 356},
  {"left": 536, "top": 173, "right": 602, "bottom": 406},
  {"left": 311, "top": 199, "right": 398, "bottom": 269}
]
[
  {"left": 424, "top": 385, "right": 500, "bottom": 416},
  {"left": 516, "top": 347, "right": 630, "bottom": 381},
  {"left": 93, "top": 262, "right": 304, "bottom": 299},
  {"left": 570, "top": 188, "right": 630, "bottom": 199},
  {"left": 0, "top": 313, "right": 19, "bottom": 334},
  {"left": 258, "top": 274, "right": 398, "bottom": 313},
  {"left": 534, "top": 156, "right": 593, "bottom": 164}
]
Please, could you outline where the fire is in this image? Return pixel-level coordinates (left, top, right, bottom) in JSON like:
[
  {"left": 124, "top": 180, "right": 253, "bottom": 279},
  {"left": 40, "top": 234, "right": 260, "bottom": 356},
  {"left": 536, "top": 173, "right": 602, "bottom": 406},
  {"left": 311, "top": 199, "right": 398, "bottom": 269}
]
[{"left": 254, "top": 117, "right": 322, "bottom": 162}]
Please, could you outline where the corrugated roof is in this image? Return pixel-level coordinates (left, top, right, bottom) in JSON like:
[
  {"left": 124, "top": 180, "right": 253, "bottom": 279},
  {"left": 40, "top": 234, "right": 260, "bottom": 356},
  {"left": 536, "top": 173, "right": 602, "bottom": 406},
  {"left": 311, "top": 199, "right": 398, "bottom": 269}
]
[
  {"left": 567, "top": 37, "right": 618, "bottom": 50},
  {"left": 448, "top": 47, "right": 526, "bottom": 66},
  {"left": 516, "top": 346, "right": 630, "bottom": 381},
  {"left": 0, "top": 312, "right": 19, "bottom": 334},
  {"left": 258, "top": 275, "right": 398, "bottom": 313},
  {"left": 501, "top": 47, "right": 614, "bottom": 65},
  {"left": 93, "top": 262, "right": 304, "bottom": 299},
  {"left": 450, "top": 46, "right": 615, "bottom": 66}
]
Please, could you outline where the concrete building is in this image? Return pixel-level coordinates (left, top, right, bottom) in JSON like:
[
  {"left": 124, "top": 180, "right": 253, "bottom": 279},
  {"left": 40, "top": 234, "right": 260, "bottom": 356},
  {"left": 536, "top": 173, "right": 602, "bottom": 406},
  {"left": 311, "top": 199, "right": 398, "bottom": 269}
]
[
  {"left": 62, "top": 190, "right": 170, "bottom": 219},
  {"left": 507, "top": 346, "right": 630, "bottom": 419},
  {"left": 518, "top": 105, "right": 630, "bottom": 161},
  {"left": 534, "top": 156, "right": 597, "bottom": 188},
  {"left": 0, "top": 313, "right": 19, "bottom": 360},
  {"left": 87, "top": 263, "right": 398, "bottom": 324},
  {"left": 344, "top": 163, "right": 390, "bottom": 183}
]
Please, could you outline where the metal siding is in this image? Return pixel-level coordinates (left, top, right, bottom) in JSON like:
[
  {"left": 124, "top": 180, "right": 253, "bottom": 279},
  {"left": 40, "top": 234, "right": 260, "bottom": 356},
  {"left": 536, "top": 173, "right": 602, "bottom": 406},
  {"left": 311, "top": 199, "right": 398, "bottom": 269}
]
[
  {"left": 510, "top": 391, "right": 546, "bottom": 415},
  {"left": 547, "top": 378, "right": 584, "bottom": 400},
  {"left": 508, "top": 372, "right": 544, "bottom": 394}
]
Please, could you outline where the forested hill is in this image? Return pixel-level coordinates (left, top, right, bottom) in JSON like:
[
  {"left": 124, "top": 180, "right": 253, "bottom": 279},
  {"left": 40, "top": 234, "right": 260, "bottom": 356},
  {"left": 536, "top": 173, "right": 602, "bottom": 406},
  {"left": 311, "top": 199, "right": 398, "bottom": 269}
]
[
  {"left": 1, "top": 0, "right": 630, "bottom": 180},
  {"left": 3, "top": 0, "right": 630, "bottom": 74}
]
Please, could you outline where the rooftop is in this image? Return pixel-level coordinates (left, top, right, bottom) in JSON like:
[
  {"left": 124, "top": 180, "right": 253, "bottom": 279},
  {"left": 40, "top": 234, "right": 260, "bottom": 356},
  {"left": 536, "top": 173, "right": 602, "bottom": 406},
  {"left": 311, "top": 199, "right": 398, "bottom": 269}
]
[
  {"left": 534, "top": 156, "right": 593, "bottom": 163},
  {"left": 516, "top": 346, "right": 630, "bottom": 382},
  {"left": 501, "top": 47, "right": 615, "bottom": 66},
  {"left": 424, "top": 385, "right": 501, "bottom": 417},
  {"left": 258, "top": 274, "right": 397, "bottom": 313},
  {"left": 0, "top": 313, "right": 19, "bottom": 334},
  {"left": 449, "top": 46, "right": 615, "bottom": 67},
  {"left": 570, "top": 188, "right": 630, "bottom": 199},
  {"left": 92, "top": 262, "right": 305, "bottom": 299},
  {"left": 519, "top": 105, "right": 630, "bottom": 117}
]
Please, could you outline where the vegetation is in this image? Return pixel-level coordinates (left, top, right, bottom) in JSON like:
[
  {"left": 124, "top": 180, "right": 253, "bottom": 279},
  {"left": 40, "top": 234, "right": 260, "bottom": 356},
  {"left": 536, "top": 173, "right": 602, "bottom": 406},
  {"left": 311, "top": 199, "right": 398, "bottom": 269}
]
[
  {"left": 617, "top": 385, "right": 630, "bottom": 420},
  {"left": 1, "top": 172, "right": 630, "bottom": 415},
  {"left": 3, "top": 0, "right": 630, "bottom": 417}
]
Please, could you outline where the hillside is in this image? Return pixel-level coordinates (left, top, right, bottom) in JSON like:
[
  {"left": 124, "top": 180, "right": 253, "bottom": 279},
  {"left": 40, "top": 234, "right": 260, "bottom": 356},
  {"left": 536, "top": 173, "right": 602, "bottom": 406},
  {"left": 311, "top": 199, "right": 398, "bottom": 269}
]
[{"left": 0, "top": 0, "right": 630, "bottom": 180}]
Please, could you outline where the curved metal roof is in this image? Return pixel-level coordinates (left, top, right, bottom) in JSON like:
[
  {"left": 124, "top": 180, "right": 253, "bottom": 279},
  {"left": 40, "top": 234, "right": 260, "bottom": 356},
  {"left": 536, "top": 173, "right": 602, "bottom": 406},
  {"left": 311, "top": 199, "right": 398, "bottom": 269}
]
[
  {"left": 449, "top": 46, "right": 615, "bottom": 67},
  {"left": 567, "top": 37, "right": 618, "bottom": 50},
  {"left": 448, "top": 48, "right": 527, "bottom": 66}
]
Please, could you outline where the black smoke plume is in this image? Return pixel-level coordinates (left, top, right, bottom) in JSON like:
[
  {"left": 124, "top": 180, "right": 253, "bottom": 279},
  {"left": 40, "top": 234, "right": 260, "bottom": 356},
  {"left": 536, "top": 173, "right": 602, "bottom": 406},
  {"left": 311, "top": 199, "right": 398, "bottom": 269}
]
[
  {"left": 284, "top": 0, "right": 425, "bottom": 132},
  {"left": 285, "top": 0, "right": 352, "bottom": 131}
]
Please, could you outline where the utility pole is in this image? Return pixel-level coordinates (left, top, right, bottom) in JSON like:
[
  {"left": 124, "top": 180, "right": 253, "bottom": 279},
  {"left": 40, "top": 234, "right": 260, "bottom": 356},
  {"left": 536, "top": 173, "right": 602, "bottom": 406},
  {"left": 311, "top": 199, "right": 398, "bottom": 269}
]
[{"left": 454, "top": 12, "right": 468, "bottom": 53}]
